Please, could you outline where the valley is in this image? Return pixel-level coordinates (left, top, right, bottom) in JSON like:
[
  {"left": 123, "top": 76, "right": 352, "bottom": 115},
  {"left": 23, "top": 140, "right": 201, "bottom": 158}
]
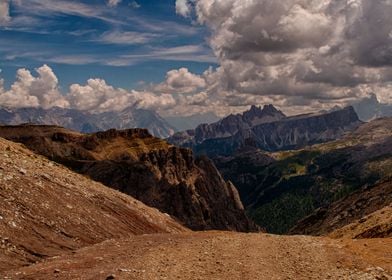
[
  {"left": 0, "top": 138, "right": 390, "bottom": 279},
  {"left": 215, "top": 118, "right": 392, "bottom": 234},
  {"left": 0, "top": 107, "right": 390, "bottom": 280},
  {"left": 169, "top": 105, "right": 391, "bottom": 234}
]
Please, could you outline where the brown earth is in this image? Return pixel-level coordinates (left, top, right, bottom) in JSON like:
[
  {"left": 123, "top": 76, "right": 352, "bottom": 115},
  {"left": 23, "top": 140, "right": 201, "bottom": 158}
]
[
  {"left": 330, "top": 205, "right": 392, "bottom": 239},
  {"left": 0, "top": 137, "right": 186, "bottom": 272},
  {"left": 290, "top": 179, "right": 392, "bottom": 237},
  {"left": 1, "top": 232, "right": 391, "bottom": 280},
  {"left": 0, "top": 125, "right": 256, "bottom": 232}
]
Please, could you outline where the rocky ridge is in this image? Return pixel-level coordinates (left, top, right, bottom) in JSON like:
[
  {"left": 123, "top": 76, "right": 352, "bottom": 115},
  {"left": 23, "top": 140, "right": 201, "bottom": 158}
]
[
  {"left": 168, "top": 104, "right": 286, "bottom": 148},
  {"left": 0, "top": 106, "right": 175, "bottom": 138},
  {"left": 169, "top": 105, "right": 361, "bottom": 157},
  {"left": 0, "top": 125, "right": 256, "bottom": 232}
]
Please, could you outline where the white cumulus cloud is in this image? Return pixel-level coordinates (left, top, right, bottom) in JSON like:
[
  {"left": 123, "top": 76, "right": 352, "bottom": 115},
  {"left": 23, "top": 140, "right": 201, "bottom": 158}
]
[
  {"left": 67, "top": 78, "right": 177, "bottom": 113},
  {"left": 0, "top": 65, "right": 178, "bottom": 114},
  {"left": 154, "top": 67, "right": 206, "bottom": 94},
  {"left": 172, "top": 0, "right": 392, "bottom": 115},
  {"left": 0, "top": 65, "right": 69, "bottom": 109}
]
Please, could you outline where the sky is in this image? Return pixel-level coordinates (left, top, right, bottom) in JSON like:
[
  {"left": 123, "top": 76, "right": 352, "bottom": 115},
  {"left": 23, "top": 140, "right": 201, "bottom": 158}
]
[{"left": 0, "top": 0, "right": 391, "bottom": 117}]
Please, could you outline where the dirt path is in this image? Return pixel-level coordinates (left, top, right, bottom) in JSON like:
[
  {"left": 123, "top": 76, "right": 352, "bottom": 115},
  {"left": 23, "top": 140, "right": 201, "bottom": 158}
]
[{"left": 2, "top": 232, "right": 391, "bottom": 280}]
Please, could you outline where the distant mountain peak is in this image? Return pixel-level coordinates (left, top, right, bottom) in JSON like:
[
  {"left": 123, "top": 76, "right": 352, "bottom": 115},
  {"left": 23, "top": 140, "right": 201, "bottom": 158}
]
[
  {"left": 353, "top": 94, "right": 392, "bottom": 122},
  {"left": 168, "top": 106, "right": 362, "bottom": 156},
  {"left": 169, "top": 104, "right": 288, "bottom": 145},
  {"left": 0, "top": 106, "right": 175, "bottom": 138},
  {"left": 244, "top": 104, "right": 285, "bottom": 120},
  {"left": 262, "top": 104, "right": 279, "bottom": 113},
  {"left": 244, "top": 105, "right": 263, "bottom": 118},
  {"left": 249, "top": 104, "right": 262, "bottom": 112},
  {"left": 242, "top": 104, "right": 286, "bottom": 127}
]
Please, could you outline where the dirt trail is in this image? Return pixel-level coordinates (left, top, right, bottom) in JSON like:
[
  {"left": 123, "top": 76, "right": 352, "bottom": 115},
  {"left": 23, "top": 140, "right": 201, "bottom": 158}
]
[{"left": 2, "top": 232, "right": 391, "bottom": 280}]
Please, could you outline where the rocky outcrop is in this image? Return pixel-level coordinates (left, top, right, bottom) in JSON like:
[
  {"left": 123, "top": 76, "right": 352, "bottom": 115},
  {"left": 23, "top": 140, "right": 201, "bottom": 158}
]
[
  {"left": 194, "top": 105, "right": 286, "bottom": 143},
  {"left": 0, "top": 125, "right": 257, "bottom": 232},
  {"left": 249, "top": 106, "right": 360, "bottom": 150},
  {"left": 168, "top": 104, "right": 286, "bottom": 148},
  {"left": 0, "top": 106, "right": 175, "bottom": 138},
  {"left": 353, "top": 93, "right": 392, "bottom": 121},
  {"left": 169, "top": 105, "right": 361, "bottom": 157},
  {"left": 0, "top": 137, "right": 187, "bottom": 271}
]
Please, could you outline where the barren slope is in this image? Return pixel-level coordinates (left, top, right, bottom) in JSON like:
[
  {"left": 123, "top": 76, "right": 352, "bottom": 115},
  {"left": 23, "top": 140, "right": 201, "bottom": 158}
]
[
  {"left": 0, "top": 138, "right": 186, "bottom": 272},
  {"left": 0, "top": 125, "right": 256, "bottom": 232},
  {"left": 329, "top": 205, "right": 392, "bottom": 239},
  {"left": 1, "top": 232, "right": 391, "bottom": 280}
]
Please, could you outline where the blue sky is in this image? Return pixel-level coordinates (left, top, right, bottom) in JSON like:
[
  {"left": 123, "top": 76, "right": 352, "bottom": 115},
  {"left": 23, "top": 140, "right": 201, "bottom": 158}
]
[
  {"left": 0, "top": 0, "right": 390, "bottom": 117},
  {"left": 0, "top": 0, "right": 216, "bottom": 90}
]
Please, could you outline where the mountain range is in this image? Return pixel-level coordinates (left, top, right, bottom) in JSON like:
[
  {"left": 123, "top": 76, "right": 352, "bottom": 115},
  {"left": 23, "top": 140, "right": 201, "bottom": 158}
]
[
  {"left": 1, "top": 98, "right": 390, "bottom": 142},
  {"left": 168, "top": 105, "right": 362, "bottom": 157},
  {"left": 0, "top": 106, "right": 175, "bottom": 139}
]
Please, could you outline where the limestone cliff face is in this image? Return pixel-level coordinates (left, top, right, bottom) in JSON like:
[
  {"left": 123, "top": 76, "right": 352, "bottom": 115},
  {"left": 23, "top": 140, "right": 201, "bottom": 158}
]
[
  {"left": 168, "top": 104, "right": 286, "bottom": 148},
  {"left": 0, "top": 125, "right": 257, "bottom": 232},
  {"left": 246, "top": 106, "right": 361, "bottom": 151},
  {"left": 194, "top": 105, "right": 286, "bottom": 144},
  {"left": 173, "top": 106, "right": 361, "bottom": 157}
]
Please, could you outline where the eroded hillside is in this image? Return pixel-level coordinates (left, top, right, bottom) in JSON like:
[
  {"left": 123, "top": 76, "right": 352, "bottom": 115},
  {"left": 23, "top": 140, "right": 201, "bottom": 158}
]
[
  {"left": 0, "top": 137, "right": 187, "bottom": 271},
  {"left": 0, "top": 125, "right": 257, "bottom": 232}
]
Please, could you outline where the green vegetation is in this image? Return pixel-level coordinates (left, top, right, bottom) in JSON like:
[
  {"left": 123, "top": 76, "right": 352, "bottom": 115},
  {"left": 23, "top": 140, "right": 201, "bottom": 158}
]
[
  {"left": 250, "top": 193, "right": 315, "bottom": 234},
  {"left": 217, "top": 140, "right": 391, "bottom": 234}
]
